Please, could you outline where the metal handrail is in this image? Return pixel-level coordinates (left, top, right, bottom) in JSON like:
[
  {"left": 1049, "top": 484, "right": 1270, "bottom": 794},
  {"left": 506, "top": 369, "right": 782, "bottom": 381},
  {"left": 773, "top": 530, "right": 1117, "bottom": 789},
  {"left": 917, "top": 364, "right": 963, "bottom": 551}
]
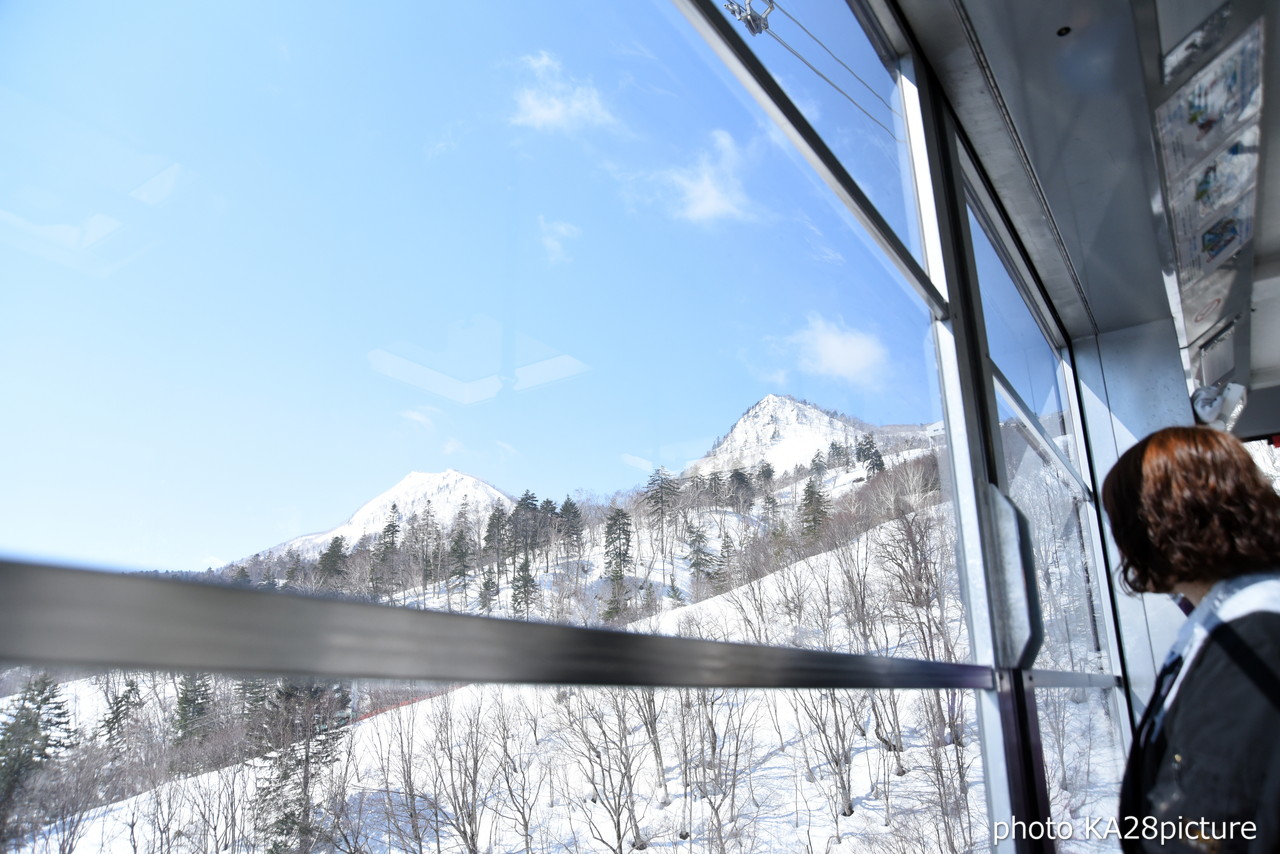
[{"left": 0, "top": 559, "right": 994, "bottom": 690}]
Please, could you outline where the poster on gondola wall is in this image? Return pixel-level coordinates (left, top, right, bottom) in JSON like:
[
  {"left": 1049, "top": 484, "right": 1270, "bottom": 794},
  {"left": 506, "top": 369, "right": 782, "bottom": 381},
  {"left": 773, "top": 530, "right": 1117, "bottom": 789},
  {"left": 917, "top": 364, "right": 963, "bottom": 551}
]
[{"left": 1157, "top": 19, "right": 1263, "bottom": 282}]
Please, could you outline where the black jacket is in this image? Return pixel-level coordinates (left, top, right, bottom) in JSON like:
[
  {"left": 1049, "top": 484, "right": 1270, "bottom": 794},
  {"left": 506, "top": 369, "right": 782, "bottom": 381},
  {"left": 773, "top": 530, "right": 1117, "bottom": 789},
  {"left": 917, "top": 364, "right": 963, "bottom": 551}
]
[{"left": 1120, "top": 607, "right": 1280, "bottom": 853}]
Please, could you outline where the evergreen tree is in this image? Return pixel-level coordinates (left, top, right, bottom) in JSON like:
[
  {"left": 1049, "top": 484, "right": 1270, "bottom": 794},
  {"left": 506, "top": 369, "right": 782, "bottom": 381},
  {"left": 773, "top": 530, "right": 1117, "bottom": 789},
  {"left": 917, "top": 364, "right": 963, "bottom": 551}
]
[
  {"left": 510, "top": 491, "right": 540, "bottom": 563},
  {"left": 477, "top": 566, "right": 499, "bottom": 613},
  {"left": 761, "top": 493, "right": 781, "bottom": 529},
  {"left": 644, "top": 467, "right": 680, "bottom": 530},
  {"left": 854, "top": 433, "right": 886, "bottom": 474},
  {"left": 284, "top": 547, "right": 304, "bottom": 587},
  {"left": 0, "top": 673, "right": 75, "bottom": 847},
  {"left": 237, "top": 677, "right": 272, "bottom": 751},
  {"left": 448, "top": 499, "right": 475, "bottom": 590},
  {"left": 686, "top": 524, "right": 714, "bottom": 577},
  {"left": 827, "top": 440, "right": 850, "bottom": 469},
  {"left": 800, "top": 476, "right": 830, "bottom": 538},
  {"left": 602, "top": 508, "right": 634, "bottom": 621},
  {"left": 317, "top": 536, "right": 347, "bottom": 587},
  {"left": 717, "top": 533, "right": 737, "bottom": 589},
  {"left": 376, "top": 503, "right": 401, "bottom": 564},
  {"left": 174, "top": 672, "right": 215, "bottom": 745},
  {"left": 448, "top": 525, "right": 474, "bottom": 589},
  {"left": 559, "top": 496, "right": 585, "bottom": 568},
  {"left": 867, "top": 439, "right": 885, "bottom": 475},
  {"left": 479, "top": 507, "right": 506, "bottom": 612},
  {"left": 810, "top": 450, "right": 828, "bottom": 477},
  {"left": 728, "top": 468, "right": 755, "bottom": 514},
  {"left": 537, "top": 498, "right": 560, "bottom": 569},
  {"left": 706, "top": 472, "right": 726, "bottom": 506},
  {"left": 405, "top": 503, "right": 442, "bottom": 588},
  {"left": 483, "top": 506, "right": 511, "bottom": 581},
  {"left": 755, "top": 461, "right": 775, "bottom": 493},
  {"left": 98, "top": 677, "right": 143, "bottom": 753},
  {"left": 687, "top": 473, "right": 708, "bottom": 505},
  {"left": 511, "top": 556, "right": 539, "bottom": 619},
  {"left": 255, "top": 680, "right": 351, "bottom": 854}
]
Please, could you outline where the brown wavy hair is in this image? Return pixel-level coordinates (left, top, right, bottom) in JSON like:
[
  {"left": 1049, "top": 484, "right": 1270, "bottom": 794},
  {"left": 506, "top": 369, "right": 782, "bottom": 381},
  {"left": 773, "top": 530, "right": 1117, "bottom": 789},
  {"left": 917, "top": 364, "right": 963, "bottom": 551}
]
[{"left": 1102, "top": 426, "right": 1280, "bottom": 593}]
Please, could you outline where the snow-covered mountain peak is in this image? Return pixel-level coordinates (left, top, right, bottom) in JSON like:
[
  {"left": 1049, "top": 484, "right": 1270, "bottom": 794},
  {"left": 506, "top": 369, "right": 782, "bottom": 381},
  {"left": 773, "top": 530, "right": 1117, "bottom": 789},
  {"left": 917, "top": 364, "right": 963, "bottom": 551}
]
[
  {"left": 260, "top": 470, "right": 512, "bottom": 560},
  {"left": 684, "top": 395, "right": 869, "bottom": 477}
]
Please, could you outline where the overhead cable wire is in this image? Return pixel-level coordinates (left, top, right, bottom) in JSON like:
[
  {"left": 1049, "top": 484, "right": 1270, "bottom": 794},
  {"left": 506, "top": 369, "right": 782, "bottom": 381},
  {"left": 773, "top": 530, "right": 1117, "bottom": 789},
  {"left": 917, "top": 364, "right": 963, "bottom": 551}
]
[
  {"left": 772, "top": 2, "right": 900, "bottom": 117},
  {"left": 765, "top": 29, "right": 898, "bottom": 139}
]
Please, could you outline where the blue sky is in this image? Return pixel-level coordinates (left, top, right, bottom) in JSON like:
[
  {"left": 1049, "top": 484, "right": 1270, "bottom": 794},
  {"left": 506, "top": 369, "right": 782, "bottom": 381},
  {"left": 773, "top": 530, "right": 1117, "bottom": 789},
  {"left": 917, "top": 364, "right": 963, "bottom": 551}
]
[{"left": 1, "top": 1, "right": 946, "bottom": 572}]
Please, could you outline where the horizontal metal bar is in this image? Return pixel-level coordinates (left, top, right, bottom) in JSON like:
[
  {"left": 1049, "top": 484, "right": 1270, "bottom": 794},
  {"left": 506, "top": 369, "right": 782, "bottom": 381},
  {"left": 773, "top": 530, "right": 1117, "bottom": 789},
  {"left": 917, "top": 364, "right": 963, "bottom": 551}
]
[
  {"left": 0, "top": 559, "right": 995, "bottom": 690},
  {"left": 1024, "top": 669, "right": 1121, "bottom": 690}
]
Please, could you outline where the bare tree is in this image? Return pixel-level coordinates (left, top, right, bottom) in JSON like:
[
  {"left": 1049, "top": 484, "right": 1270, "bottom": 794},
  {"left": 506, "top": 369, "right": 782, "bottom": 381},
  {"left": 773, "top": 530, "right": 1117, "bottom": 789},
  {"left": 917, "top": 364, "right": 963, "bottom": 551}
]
[
  {"left": 682, "top": 687, "right": 760, "bottom": 854},
  {"left": 371, "top": 701, "right": 436, "bottom": 854},
  {"left": 492, "top": 692, "right": 550, "bottom": 854},
  {"left": 559, "top": 689, "right": 648, "bottom": 853},
  {"left": 426, "top": 692, "right": 496, "bottom": 854},
  {"left": 628, "top": 688, "right": 671, "bottom": 809},
  {"left": 183, "top": 742, "right": 252, "bottom": 853},
  {"left": 317, "top": 729, "right": 377, "bottom": 854},
  {"left": 789, "top": 689, "right": 868, "bottom": 825},
  {"left": 25, "top": 743, "right": 111, "bottom": 854},
  {"left": 914, "top": 692, "right": 975, "bottom": 854}
]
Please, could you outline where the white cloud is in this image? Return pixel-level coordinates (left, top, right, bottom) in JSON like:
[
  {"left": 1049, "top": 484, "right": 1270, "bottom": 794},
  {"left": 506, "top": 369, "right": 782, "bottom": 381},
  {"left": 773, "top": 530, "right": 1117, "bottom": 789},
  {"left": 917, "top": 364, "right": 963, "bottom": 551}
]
[
  {"left": 539, "top": 215, "right": 581, "bottom": 263},
  {"left": 811, "top": 245, "right": 845, "bottom": 265},
  {"left": 511, "top": 51, "right": 615, "bottom": 132},
  {"left": 776, "top": 74, "right": 820, "bottom": 123},
  {"left": 401, "top": 408, "right": 436, "bottom": 431},
  {"left": 524, "top": 51, "right": 559, "bottom": 74},
  {"left": 130, "top": 163, "right": 182, "bottom": 205},
  {"left": 443, "top": 438, "right": 465, "bottom": 455},
  {"left": 495, "top": 440, "right": 518, "bottom": 456},
  {"left": 620, "top": 453, "right": 654, "bottom": 472},
  {"left": 787, "top": 315, "right": 887, "bottom": 387},
  {"left": 425, "top": 134, "right": 457, "bottom": 160},
  {"left": 664, "top": 130, "right": 751, "bottom": 223}
]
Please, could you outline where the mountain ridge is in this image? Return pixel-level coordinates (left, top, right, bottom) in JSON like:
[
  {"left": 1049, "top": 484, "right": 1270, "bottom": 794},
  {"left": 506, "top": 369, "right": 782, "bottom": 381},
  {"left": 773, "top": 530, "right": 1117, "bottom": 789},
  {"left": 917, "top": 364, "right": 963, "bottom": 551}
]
[
  {"left": 245, "top": 395, "right": 918, "bottom": 565},
  {"left": 258, "top": 469, "right": 513, "bottom": 560}
]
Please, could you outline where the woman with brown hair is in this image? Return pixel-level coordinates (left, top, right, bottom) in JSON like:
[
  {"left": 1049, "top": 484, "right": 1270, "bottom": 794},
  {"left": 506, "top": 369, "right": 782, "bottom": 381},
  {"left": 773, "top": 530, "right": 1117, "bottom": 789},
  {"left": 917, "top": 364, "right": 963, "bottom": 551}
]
[{"left": 1103, "top": 426, "right": 1280, "bottom": 852}]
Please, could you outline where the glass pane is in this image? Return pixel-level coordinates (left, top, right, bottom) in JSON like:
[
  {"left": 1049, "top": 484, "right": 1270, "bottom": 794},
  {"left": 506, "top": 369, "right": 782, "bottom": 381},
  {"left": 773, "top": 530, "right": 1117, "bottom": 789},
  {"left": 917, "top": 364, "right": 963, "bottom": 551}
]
[
  {"left": 1034, "top": 686, "right": 1127, "bottom": 852},
  {"left": 998, "top": 399, "right": 1109, "bottom": 673},
  {"left": 968, "top": 206, "right": 1077, "bottom": 466},
  {"left": 715, "top": 0, "right": 923, "bottom": 260},
  {"left": 0, "top": 1, "right": 965, "bottom": 658},
  {"left": 645, "top": 462, "right": 971, "bottom": 663},
  {"left": 1, "top": 667, "right": 987, "bottom": 852}
]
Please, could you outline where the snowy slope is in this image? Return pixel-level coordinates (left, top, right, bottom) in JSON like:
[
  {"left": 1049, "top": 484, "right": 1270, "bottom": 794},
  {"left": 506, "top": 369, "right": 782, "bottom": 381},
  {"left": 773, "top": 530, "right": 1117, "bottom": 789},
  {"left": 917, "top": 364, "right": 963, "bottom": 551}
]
[{"left": 261, "top": 470, "right": 512, "bottom": 559}]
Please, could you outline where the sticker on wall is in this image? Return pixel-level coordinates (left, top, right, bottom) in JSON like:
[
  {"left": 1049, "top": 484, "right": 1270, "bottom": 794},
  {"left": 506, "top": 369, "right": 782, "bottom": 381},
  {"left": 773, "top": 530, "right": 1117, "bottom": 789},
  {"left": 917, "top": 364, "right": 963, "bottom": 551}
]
[
  {"left": 1163, "top": 4, "right": 1233, "bottom": 85},
  {"left": 1169, "top": 125, "right": 1259, "bottom": 281},
  {"left": 1157, "top": 19, "right": 1263, "bottom": 287},
  {"left": 1156, "top": 19, "right": 1263, "bottom": 179}
]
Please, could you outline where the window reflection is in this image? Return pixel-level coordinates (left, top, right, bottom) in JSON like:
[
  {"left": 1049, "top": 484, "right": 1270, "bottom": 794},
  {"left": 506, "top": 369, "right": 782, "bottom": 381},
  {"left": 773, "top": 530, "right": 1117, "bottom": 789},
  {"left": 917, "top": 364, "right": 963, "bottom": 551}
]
[
  {"left": 998, "top": 402, "right": 1108, "bottom": 673},
  {"left": 1035, "top": 687, "right": 1126, "bottom": 851},
  {"left": 716, "top": 0, "right": 922, "bottom": 260},
  {"left": 968, "top": 205, "right": 1075, "bottom": 463}
]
